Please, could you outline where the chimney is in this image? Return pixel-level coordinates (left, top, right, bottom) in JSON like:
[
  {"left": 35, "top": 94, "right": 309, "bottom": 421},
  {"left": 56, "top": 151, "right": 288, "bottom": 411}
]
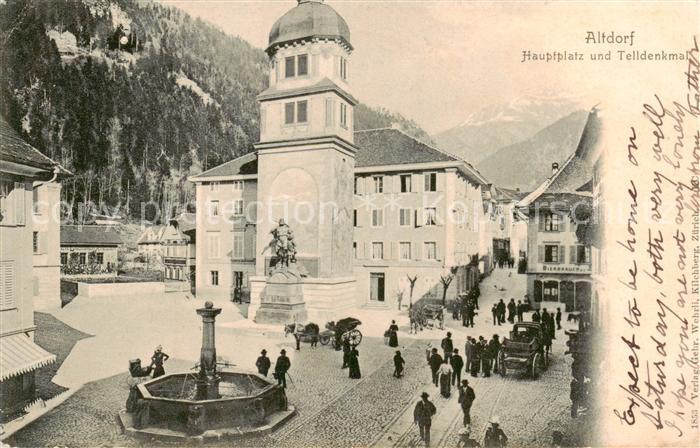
[{"left": 551, "top": 162, "right": 559, "bottom": 175}]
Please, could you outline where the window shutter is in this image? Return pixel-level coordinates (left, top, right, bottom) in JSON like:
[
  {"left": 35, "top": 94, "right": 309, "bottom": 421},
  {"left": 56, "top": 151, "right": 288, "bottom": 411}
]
[
  {"left": 414, "top": 241, "right": 422, "bottom": 260},
  {"left": 14, "top": 182, "right": 25, "bottom": 225},
  {"left": 570, "top": 246, "right": 576, "bottom": 264},
  {"left": 559, "top": 245, "right": 566, "bottom": 264},
  {"left": 538, "top": 213, "right": 545, "bottom": 231},
  {"left": 559, "top": 216, "right": 566, "bottom": 232},
  {"left": 0, "top": 261, "right": 15, "bottom": 310},
  {"left": 275, "top": 59, "right": 281, "bottom": 82},
  {"left": 537, "top": 245, "right": 544, "bottom": 263},
  {"left": 424, "top": 174, "right": 429, "bottom": 192},
  {"left": 334, "top": 55, "right": 340, "bottom": 76}
]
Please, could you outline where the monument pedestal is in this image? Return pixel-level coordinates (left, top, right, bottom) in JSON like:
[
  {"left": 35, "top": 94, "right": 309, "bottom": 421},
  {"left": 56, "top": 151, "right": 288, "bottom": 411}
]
[{"left": 254, "top": 265, "right": 308, "bottom": 324}]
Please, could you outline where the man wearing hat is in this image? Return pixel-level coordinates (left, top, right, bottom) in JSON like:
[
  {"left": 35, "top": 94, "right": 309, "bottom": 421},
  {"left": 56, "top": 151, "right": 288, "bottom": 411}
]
[
  {"left": 484, "top": 416, "right": 508, "bottom": 447},
  {"left": 413, "top": 392, "right": 437, "bottom": 446},
  {"left": 256, "top": 349, "right": 271, "bottom": 376},
  {"left": 275, "top": 349, "right": 291, "bottom": 388},
  {"left": 458, "top": 379, "right": 476, "bottom": 426}
]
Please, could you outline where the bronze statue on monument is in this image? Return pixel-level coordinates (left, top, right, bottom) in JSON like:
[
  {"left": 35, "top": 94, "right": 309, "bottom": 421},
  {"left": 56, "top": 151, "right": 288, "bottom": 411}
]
[{"left": 267, "top": 218, "right": 298, "bottom": 269}]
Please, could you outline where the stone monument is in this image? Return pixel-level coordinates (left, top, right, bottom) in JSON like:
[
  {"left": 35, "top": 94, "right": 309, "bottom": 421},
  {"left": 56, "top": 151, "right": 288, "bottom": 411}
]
[{"left": 255, "top": 220, "right": 308, "bottom": 324}]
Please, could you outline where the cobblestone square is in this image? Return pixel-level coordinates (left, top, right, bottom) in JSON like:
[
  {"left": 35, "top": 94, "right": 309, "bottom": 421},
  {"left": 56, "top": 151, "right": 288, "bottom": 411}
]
[{"left": 7, "top": 268, "right": 588, "bottom": 447}]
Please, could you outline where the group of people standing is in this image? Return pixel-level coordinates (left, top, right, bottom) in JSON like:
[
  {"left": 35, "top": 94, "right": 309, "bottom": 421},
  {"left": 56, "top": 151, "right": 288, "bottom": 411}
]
[
  {"left": 255, "top": 348, "right": 291, "bottom": 388},
  {"left": 491, "top": 298, "right": 529, "bottom": 325}
]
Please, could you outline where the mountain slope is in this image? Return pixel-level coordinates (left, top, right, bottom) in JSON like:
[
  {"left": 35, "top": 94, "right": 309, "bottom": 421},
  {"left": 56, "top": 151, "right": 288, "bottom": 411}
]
[
  {"left": 0, "top": 0, "right": 429, "bottom": 222},
  {"left": 433, "top": 94, "right": 583, "bottom": 165},
  {"left": 475, "top": 110, "right": 589, "bottom": 191}
]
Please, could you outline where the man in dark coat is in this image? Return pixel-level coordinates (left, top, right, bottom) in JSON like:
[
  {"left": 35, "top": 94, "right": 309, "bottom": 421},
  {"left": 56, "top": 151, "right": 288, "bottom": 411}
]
[
  {"left": 516, "top": 300, "right": 524, "bottom": 322},
  {"left": 275, "top": 349, "right": 291, "bottom": 389},
  {"left": 484, "top": 417, "right": 508, "bottom": 447},
  {"left": 491, "top": 304, "right": 499, "bottom": 325},
  {"left": 556, "top": 307, "right": 562, "bottom": 330},
  {"left": 480, "top": 337, "right": 492, "bottom": 377},
  {"left": 429, "top": 348, "right": 443, "bottom": 387},
  {"left": 450, "top": 349, "right": 464, "bottom": 386},
  {"left": 342, "top": 338, "right": 351, "bottom": 369},
  {"left": 507, "top": 299, "right": 516, "bottom": 323},
  {"left": 497, "top": 299, "right": 506, "bottom": 324},
  {"left": 532, "top": 309, "right": 541, "bottom": 322},
  {"left": 441, "top": 332, "right": 454, "bottom": 362},
  {"left": 489, "top": 335, "right": 501, "bottom": 373},
  {"left": 466, "top": 302, "right": 476, "bottom": 327},
  {"left": 461, "top": 302, "right": 469, "bottom": 327},
  {"left": 414, "top": 392, "right": 437, "bottom": 447},
  {"left": 255, "top": 349, "right": 271, "bottom": 376},
  {"left": 393, "top": 350, "right": 405, "bottom": 378},
  {"left": 458, "top": 379, "right": 476, "bottom": 426},
  {"left": 470, "top": 338, "right": 482, "bottom": 377}
]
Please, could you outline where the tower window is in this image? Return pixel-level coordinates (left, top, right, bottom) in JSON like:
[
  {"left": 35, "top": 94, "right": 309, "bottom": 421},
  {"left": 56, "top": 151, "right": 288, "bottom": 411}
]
[
  {"left": 285, "top": 101, "right": 308, "bottom": 125},
  {"left": 340, "top": 103, "right": 348, "bottom": 128},
  {"left": 297, "top": 54, "right": 308, "bottom": 76},
  {"left": 297, "top": 101, "right": 308, "bottom": 123},
  {"left": 284, "top": 54, "right": 309, "bottom": 78},
  {"left": 340, "top": 57, "right": 348, "bottom": 80}
]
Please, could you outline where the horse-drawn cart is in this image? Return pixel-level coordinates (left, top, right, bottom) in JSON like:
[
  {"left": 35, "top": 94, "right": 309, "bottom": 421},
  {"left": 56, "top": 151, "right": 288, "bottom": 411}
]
[
  {"left": 497, "top": 322, "right": 549, "bottom": 379},
  {"left": 284, "top": 318, "right": 362, "bottom": 349},
  {"left": 326, "top": 317, "right": 363, "bottom": 348}
]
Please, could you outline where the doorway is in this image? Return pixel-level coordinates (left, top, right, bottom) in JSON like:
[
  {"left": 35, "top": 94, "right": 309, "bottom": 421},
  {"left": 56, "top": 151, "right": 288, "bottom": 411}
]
[{"left": 370, "top": 273, "right": 385, "bottom": 302}]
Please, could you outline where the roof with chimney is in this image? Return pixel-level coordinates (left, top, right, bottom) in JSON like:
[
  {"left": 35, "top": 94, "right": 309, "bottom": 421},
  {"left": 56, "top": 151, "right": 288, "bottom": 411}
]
[{"left": 518, "top": 108, "right": 601, "bottom": 209}]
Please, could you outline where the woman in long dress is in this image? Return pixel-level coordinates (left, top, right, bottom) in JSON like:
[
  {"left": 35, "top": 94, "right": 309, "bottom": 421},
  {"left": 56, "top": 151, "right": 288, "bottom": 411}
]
[
  {"left": 348, "top": 346, "right": 361, "bottom": 379},
  {"left": 438, "top": 359, "right": 453, "bottom": 398},
  {"left": 388, "top": 320, "right": 399, "bottom": 347},
  {"left": 150, "top": 345, "right": 169, "bottom": 378}
]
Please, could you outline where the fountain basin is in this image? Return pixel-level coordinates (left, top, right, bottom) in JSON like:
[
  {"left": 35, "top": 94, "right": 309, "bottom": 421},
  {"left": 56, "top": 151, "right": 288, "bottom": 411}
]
[{"left": 119, "top": 371, "right": 295, "bottom": 441}]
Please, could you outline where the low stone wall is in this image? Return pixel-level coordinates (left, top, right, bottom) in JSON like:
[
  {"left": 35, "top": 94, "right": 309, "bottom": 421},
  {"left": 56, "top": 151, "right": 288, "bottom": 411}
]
[{"left": 76, "top": 281, "right": 165, "bottom": 298}]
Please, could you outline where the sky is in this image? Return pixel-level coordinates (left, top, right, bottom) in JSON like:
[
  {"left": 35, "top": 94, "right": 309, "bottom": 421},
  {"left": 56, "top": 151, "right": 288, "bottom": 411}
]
[{"left": 162, "top": 0, "right": 698, "bottom": 134}]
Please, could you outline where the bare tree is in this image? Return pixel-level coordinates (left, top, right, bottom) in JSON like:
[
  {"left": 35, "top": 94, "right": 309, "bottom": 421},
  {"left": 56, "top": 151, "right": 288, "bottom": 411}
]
[
  {"left": 407, "top": 274, "right": 418, "bottom": 307},
  {"left": 440, "top": 266, "right": 459, "bottom": 306}
]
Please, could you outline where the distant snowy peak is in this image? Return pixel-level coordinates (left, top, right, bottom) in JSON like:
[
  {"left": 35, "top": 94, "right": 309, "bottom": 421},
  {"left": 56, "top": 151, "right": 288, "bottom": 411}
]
[{"left": 457, "top": 93, "right": 584, "bottom": 128}]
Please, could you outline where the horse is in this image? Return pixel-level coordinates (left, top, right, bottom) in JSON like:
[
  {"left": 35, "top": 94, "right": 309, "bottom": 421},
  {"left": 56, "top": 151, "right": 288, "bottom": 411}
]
[{"left": 283, "top": 322, "right": 320, "bottom": 350}]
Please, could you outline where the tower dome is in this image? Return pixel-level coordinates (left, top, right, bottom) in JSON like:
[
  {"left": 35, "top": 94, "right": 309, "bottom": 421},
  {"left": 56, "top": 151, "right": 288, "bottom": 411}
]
[{"left": 267, "top": 0, "right": 352, "bottom": 55}]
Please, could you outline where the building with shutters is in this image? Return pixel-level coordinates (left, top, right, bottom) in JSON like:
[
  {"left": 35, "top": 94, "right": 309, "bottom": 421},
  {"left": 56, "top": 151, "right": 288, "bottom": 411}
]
[
  {"left": 161, "top": 213, "right": 196, "bottom": 288},
  {"left": 0, "top": 117, "right": 66, "bottom": 421},
  {"left": 518, "top": 108, "right": 600, "bottom": 312},
  {"left": 188, "top": 0, "right": 494, "bottom": 314}
]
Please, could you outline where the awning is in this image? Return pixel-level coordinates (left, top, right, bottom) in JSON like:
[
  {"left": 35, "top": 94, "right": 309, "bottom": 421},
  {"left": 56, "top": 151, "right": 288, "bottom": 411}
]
[{"left": 0, "top": 333, "right": 56, "bottom": 381}]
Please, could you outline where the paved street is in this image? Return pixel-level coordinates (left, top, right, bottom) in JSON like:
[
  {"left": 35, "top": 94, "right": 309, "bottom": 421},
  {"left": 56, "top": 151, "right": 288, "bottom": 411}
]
[{"left": 9, "top": 268, "right": 586, "bottom": 447}]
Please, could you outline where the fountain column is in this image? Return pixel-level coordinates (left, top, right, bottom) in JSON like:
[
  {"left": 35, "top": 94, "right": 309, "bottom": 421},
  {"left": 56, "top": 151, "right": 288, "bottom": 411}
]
[{"left": 196, "top": 301, "right": 222, "bottom": 400}]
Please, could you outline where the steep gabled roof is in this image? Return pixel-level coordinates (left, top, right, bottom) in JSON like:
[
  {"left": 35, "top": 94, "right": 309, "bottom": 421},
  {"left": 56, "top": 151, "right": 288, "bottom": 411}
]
[
  {"left": 61, "top": 225, "right": 123, "bottom": 246},
  {"left": 0, "top": 117, "right": 69, "bottom": 175},
  {"left": 518, "top": 108, "right": 601, "bottom": 209}
]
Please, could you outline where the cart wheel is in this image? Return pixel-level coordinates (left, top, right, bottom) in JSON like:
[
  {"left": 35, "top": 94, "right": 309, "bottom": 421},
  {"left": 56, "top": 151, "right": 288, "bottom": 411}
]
[
  {"left": 319, "top": 335, "right": 330, "bottom": 346},
  {"left": 343, "top": 329, "right": 362, "bottom": 346},
  {"left": 532, "top": 353, "right": 541, "bottom": 379},
  {"left": 498, "top": 350, "right": 506, "bottom": 377}
]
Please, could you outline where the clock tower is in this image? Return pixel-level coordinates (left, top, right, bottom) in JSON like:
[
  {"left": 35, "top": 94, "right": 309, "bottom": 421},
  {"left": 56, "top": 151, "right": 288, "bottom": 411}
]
[{"left": 250, "top": 0, "right": 357, "bottom": 321}]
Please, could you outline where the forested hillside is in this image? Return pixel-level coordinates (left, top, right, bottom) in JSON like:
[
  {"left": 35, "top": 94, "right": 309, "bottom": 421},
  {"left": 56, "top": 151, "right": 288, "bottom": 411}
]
[{"left": 0, "top": 0, "right": 429, "bottom": 222}]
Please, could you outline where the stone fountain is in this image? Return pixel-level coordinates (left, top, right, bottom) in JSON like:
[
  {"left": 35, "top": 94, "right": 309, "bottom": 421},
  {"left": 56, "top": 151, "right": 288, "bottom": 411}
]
[{"left": 118, "top": 301, "right": 296, "bottom": 442}]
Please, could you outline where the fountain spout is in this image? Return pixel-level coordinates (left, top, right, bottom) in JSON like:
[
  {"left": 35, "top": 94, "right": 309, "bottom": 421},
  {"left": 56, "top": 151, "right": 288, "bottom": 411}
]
[{"left": 195, "top": 301, "right": 222, "bottom": 399}]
